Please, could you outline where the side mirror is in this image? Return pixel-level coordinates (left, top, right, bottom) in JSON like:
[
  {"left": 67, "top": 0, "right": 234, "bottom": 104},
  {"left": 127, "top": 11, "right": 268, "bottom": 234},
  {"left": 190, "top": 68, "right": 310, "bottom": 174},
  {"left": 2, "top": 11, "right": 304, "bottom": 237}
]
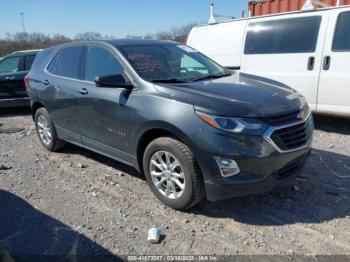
[{"left": 94, "top": 74, "right": 133, "bottom": 90}]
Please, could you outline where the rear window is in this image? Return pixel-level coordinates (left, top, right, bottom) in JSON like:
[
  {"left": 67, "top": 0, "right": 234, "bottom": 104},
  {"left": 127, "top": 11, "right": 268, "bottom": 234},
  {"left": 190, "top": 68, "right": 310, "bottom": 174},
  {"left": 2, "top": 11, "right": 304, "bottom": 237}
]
[
  {"left": 31, "top": 49, "right": 51, "bottom": 71},
  {"left": 24, "top": 55, "right": 36, "bottom": 71},
  {"left": 332, "top": 11, "right": 350, "bottom": 51},
  {"left": 244, "top": 16, "right": 321, "bottom": 54},
  {"left": 55, "top": 46, "right": 84, "bottom": 79}
]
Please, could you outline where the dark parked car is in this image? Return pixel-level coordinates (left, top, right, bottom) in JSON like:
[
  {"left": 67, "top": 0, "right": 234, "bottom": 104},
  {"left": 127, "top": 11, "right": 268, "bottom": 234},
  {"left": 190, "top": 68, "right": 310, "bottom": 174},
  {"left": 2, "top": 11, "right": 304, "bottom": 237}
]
[
  {"left": 0, "top": 50, "right": 40, "bottom": 108},
  {"left": 26, "top": 40, "right": 313, "bottom": 210}
]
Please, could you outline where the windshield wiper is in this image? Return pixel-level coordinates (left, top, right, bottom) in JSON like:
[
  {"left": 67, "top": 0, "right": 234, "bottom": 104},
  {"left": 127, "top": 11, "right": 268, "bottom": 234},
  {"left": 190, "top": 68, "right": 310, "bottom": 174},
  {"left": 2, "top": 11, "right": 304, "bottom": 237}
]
[
  {"left": 151, "top": 79, "right": 188, "bottom": 83},
  {"left": 191, "top": 73, "right": 232, "bottom": 82}
]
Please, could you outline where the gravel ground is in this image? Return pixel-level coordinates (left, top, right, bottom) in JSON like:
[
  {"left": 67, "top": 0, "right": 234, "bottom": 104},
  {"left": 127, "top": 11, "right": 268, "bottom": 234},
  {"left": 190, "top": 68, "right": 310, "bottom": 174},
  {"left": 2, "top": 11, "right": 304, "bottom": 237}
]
[{"left": 0, "top": 108, "right": 349, "bottom": 258}]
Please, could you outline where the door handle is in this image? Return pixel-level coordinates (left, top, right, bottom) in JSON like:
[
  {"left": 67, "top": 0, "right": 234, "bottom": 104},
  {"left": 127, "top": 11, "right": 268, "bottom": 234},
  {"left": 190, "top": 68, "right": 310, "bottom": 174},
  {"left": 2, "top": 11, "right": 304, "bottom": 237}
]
[
  {"left": 79, "top": 88, "right": 88, "bottom": 95},
  {"left": 43, "top": 80, "right": 50, "bottom": 86},
  {"left": 5, "top": 76, "right": 15, "bottom": 81},
  {"left": 307, "top": 56, "right": 315, "bottom": 71},
  {"left": 323, "top": 56, "right": 331, "bottom": 71}
]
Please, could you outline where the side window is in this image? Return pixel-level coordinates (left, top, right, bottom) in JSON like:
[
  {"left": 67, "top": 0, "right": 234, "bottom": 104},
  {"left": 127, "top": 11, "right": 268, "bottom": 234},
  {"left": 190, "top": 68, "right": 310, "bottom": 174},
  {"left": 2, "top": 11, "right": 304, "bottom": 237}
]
[
  {"left": 24, "top": 55, "right": 36, "bottom": 71},
  {"left": 56, "top": 46, "right": 84, "bottom": 79},
  {"left": 47, "top": 53, "right": 59, "bottom": 74},
  {"left": 84, "top": 46, "right": 124, "bottom": 82},
  {"left": 332, "top": 11, "right": 350, "bottom": 51},
  {"left": 245, "top": 16, "right": 322, "bottom": 54},
  {"left": 0, "top": 56, "right": 20, "bottom": 74}
]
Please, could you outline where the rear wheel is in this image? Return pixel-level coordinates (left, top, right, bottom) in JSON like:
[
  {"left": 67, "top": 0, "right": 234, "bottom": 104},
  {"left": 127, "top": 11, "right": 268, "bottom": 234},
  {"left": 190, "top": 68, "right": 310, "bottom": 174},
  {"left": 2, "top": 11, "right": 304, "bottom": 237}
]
[
  {"left": 143, "top": 137, "right": 204, "bottom": 210},
  {"left": 35, "top": 107, "right": 65, "bottom": 151}
]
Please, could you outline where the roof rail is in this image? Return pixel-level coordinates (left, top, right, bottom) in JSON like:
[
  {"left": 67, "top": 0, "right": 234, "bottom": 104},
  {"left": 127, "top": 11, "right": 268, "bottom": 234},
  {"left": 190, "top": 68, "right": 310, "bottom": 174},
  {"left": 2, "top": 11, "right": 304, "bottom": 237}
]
[
  {"left": 302, "top": 0, "right": 332, "bottom": 10},
  {"left": 13, "top": 49, "right": 42, "bottom": 54}
]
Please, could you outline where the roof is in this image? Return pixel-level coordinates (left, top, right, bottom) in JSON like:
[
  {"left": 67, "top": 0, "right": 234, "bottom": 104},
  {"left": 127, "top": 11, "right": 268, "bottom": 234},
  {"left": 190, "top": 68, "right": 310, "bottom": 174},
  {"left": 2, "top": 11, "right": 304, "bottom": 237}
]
[
  {"left": 193, "top": 4, "right": 350, "bottom": 28},
  {"left": 105, "top": 39, "right": 177, "bottom": 46}
]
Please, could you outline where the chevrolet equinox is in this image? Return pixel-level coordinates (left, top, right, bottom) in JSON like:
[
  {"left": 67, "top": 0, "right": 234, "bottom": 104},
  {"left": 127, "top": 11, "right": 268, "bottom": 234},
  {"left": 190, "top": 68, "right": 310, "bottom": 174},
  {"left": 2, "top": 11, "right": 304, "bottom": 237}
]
[{"left": 26, "top": 40, "right": 313, "bottom": 210}]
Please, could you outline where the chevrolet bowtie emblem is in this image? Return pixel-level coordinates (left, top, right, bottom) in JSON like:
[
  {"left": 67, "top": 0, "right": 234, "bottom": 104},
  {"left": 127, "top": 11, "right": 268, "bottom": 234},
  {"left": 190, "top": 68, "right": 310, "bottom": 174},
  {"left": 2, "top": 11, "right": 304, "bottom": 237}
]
[{"left": 297, "top": 111, "right": 306, "bottom": 120}]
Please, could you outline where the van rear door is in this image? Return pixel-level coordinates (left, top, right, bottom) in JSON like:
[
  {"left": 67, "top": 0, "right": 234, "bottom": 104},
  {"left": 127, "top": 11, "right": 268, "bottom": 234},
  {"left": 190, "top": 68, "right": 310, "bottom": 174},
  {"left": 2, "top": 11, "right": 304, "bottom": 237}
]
[
  {"left": 240, "top": 12, "right": 330, "bottom": 111},
  {"left": 317, "top": 8, "right": 350, "bottom": 116}
]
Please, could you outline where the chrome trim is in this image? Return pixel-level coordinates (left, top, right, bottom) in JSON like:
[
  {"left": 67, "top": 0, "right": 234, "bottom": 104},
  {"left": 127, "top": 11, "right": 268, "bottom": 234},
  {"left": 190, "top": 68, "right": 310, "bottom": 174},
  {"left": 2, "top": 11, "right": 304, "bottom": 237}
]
[{"left": 263, "top": 111, "right": 313, "bottom": 153}]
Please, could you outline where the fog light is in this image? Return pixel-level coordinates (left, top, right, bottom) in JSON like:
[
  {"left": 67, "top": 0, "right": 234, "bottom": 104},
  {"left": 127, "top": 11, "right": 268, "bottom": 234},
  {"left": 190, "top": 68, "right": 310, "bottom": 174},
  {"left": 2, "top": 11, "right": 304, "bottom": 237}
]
[{"left": 214, "top": 157, "right": 241, "bottom": 177}]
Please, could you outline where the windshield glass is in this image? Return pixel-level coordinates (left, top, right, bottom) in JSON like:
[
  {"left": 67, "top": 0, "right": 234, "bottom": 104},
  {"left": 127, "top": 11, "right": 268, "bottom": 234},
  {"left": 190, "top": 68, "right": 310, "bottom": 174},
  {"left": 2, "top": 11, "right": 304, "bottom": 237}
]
[{"left": 118, "top": 44, "right": 227, "bottom": 83}]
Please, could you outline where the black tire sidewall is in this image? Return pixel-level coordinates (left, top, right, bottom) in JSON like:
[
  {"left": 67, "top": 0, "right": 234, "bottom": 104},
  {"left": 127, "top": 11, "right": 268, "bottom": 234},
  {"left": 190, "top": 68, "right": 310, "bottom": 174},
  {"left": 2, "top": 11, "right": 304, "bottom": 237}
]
[
  {"left": 35, "top": 108, "right": 57, "bottom": 151},
  {"left": 143, "top": 138, "right": 195, "bottom": 210}
]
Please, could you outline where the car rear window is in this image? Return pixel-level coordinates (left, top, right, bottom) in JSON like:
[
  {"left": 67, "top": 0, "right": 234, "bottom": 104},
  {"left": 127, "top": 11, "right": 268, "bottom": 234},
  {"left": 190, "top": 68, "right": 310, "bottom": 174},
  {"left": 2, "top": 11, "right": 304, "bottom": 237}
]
[
  {"left": 24, "top": 55, "right": 36, "bottom": 71},
  {"left": 55, "top": 46, "right": 84, "bottom": 79},
  {"left": 245, "top": 16, "right": 322, "bottom": 54},
  {"left": 332, "top": 11, "right": 350, "bottom": 51}
]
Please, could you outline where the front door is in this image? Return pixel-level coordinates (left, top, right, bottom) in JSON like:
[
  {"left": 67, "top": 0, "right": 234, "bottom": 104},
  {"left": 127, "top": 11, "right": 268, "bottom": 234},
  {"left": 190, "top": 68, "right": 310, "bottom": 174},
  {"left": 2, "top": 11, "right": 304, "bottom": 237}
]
[
  {"left": 317, "top": 8, "right": 350, "bottom": 115},
  {"left": 0, "top": 56, "right": 24, "bottom": 100},
  {"left": 241, "top": 12, "right": 330, "bottom": 111},
  {"left": 76, "top": 45, "right": 133, "bottom": 163}
]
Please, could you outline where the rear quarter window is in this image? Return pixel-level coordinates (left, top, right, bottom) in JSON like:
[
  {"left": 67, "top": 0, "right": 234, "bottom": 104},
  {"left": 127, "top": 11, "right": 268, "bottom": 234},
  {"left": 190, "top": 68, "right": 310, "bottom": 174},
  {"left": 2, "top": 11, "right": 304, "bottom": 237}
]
[
  {"left": 332, "top": 11, "right": 350, "bottom": 52},
  {"left": 31, "top": 49, "right": 52, "bottom": 71},
  {"left": 244, "top": 16, "right": 322, "bottom": 54}
]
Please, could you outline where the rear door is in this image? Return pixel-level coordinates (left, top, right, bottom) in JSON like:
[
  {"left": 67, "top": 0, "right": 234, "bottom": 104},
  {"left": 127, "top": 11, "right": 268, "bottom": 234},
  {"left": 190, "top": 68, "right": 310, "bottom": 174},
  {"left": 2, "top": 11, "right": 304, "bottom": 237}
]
[
  {"left": 317, "top": 8, "right": 350, "bottom": 115},
  {"left": 241, "top": 12, "right": 330, "bottom": 111},
  {"left": 43, "top": 46, "right": 85, "bottom": 143},
  {"left": 0, "top": 55, "right": 22, "bottom": 100}
]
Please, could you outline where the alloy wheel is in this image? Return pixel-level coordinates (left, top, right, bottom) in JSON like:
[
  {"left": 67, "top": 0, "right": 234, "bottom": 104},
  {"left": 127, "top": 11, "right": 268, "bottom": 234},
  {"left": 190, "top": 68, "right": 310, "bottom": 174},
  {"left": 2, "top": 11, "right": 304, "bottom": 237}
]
[{"left": 149, "top": 151, "right": 185, "bottom": 200}]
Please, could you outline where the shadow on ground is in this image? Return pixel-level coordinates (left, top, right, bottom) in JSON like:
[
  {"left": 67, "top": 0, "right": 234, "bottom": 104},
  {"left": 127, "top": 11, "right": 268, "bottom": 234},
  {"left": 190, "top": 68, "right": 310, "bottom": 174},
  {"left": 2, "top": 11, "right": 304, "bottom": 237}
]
[
  {"left": 0, "top": 190, "right": 122, "bottom": 261},
  {"left": 59, "top": 143, "right": 144, "bottom": 181},
  {"left": 0, "top": 107, "right": 31, "bottom": 117},
  {"left": 314, "top": 114, "right": 350, "bottom": 135}
]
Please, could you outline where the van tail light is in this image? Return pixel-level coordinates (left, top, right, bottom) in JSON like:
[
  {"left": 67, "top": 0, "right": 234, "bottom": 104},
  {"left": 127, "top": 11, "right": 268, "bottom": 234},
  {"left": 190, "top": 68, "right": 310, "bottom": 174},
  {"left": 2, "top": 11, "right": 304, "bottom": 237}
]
[{"left": 24, "top": 75, "right": 30, "bottom": 88}]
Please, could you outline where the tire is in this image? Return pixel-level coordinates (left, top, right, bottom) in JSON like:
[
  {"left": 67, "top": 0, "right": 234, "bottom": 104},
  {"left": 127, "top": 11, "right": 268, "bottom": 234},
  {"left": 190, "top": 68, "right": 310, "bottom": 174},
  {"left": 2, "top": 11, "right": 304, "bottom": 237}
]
[
  {"left": 35, "top": 107, "right": 66, "bottom": 152},
  {"left": 143, "top": 137, "right": 204, "bottom": 210}
]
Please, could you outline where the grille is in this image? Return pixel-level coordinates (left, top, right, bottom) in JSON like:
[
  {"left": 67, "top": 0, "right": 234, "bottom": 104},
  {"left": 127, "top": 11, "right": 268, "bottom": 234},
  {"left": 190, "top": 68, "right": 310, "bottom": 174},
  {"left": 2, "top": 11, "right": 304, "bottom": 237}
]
[
  {"left": 269, "top": 115, "right": 313, "bottom": 151},
  {"left": 276, "top": 158, "right": 306, "bottom": 180},
  {"left": 264, "top": 111, "right": 300, "bottom": 125}
]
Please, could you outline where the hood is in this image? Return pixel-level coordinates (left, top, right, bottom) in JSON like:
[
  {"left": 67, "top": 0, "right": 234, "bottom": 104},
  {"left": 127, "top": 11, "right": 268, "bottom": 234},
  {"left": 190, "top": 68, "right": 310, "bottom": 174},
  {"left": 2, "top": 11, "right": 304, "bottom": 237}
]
[{"left": 153, "top": 72, "right": 306, "bottom": 118}]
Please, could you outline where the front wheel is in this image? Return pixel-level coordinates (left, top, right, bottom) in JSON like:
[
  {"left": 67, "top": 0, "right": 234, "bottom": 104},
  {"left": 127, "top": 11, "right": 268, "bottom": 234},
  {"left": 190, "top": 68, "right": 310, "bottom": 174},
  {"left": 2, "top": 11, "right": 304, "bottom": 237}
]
[
  {"left": 35, "top": 107, "right": 66, "bottom": 152},
  {"left": 143, "top": 137, "right": 204, "bottom": 210}
]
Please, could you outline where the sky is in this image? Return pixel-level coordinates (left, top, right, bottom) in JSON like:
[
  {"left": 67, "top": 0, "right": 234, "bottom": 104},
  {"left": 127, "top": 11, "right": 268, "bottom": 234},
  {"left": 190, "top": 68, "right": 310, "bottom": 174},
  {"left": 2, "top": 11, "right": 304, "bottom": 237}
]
[{"left": 0, "top": 0, "right": 248, "bottom": 38}]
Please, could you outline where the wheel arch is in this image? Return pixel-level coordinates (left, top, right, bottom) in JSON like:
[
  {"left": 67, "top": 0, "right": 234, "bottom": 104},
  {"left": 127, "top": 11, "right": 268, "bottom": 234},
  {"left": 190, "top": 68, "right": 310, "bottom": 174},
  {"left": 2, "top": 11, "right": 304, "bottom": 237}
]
[{"left": 135, "top": 122, "right": 197, "bottom": 173}]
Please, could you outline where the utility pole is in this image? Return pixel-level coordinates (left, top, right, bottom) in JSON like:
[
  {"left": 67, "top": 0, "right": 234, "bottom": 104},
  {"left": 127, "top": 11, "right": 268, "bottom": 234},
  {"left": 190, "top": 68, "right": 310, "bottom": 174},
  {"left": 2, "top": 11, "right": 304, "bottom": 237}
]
[{"left": 20, "top": 12, "right": 26, "bottom": 33}]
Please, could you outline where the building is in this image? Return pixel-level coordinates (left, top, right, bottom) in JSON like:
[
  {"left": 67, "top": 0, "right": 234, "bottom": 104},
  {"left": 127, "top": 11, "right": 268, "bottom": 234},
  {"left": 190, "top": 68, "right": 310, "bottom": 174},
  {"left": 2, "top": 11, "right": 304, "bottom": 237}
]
[{"left": 249, "top": 0, "right": 350, "bottom": 16}]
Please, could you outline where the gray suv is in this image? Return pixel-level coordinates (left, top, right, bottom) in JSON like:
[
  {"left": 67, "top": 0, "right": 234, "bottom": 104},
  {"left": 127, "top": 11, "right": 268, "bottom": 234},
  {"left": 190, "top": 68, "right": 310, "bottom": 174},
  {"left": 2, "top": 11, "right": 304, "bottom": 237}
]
[{"left": 26, "top": 39, "right": 313, "bottom": 210}]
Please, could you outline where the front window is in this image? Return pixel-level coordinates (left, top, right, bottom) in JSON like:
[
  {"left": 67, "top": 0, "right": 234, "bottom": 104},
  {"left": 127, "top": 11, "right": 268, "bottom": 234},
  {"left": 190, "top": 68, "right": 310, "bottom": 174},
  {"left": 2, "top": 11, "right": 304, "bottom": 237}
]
[
  {"left": 84, "top": 46, "right": 124, "bottom": 82},
  {"left": 0, "top": 56, "right": 20, "bottom": 74},
  {"left": 118, "top": 44, "right": 226, "bottom": 83}
]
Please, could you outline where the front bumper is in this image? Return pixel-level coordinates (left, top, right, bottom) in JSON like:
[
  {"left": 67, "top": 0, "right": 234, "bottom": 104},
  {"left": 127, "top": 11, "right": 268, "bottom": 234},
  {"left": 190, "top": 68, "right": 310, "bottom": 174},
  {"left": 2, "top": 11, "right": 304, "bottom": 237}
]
[
  {"left": 191, "top": 118, "right": 313, "bottom": 202},
  {"left": 204, "top": 149, "right": 310, "bottom": 201}
]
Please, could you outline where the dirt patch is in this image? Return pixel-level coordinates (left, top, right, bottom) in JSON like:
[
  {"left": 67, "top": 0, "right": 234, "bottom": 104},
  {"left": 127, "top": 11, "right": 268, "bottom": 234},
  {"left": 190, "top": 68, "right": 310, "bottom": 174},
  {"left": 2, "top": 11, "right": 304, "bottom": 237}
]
[{"left": 0, "top": 111, "right": 349, "bottom": 256}]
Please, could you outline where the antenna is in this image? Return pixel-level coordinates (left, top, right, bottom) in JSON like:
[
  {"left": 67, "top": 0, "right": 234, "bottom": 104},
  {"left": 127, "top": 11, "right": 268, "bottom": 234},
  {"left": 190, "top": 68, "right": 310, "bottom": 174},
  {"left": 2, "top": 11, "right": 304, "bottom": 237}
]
[
  {"left": 208, "top": 3, "right": 216, "bottom": 24},
  {"left": 208, "top": 2, "right": 235, "bottom": 25}
]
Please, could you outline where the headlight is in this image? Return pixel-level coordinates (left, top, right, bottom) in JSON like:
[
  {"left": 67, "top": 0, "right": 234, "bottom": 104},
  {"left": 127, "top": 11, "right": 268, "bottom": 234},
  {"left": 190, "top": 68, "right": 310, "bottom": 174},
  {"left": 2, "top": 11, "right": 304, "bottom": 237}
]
[{"left": 195, "top": 110, "right": 267, "bottom": 135}]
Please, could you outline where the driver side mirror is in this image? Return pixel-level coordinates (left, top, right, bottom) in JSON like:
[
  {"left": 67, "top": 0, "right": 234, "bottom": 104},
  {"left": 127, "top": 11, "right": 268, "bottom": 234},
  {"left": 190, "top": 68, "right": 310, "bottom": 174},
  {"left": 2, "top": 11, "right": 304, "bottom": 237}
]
[{"left": 94, "top": 74, "right": 133, "bottom": 90}]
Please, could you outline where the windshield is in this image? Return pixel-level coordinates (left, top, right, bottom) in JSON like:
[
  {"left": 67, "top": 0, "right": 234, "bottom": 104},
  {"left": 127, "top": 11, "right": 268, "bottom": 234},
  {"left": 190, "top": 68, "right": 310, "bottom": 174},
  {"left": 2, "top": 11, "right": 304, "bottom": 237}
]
[{"left": 118, "top": 44, "right": 227, "bottom": 83}]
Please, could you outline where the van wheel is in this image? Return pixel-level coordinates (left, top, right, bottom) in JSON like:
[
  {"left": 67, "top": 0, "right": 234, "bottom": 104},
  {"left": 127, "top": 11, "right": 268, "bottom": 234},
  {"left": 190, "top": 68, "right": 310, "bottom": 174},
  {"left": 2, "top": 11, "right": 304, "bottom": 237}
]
[
  {"left": 143, "top": 137, "right": 204, "bottom": 210},
  {"left": 35, "top": 107, "right": 65, "bottom": 151}
]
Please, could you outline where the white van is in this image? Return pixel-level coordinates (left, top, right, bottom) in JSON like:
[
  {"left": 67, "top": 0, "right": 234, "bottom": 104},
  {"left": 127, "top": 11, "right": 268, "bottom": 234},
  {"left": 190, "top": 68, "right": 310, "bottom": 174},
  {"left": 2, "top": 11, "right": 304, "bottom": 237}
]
[{"left": 187, "top": 5, "right": 350, "bottom": 117}]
